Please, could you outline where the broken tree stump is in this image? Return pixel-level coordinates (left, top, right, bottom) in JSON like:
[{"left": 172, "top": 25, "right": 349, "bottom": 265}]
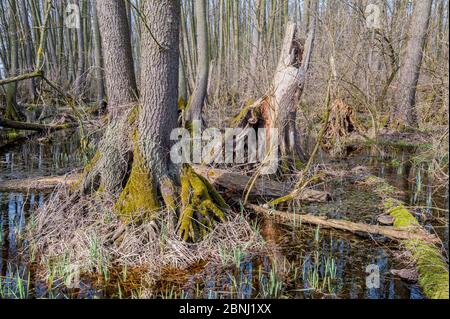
[{"left": 0, "top": 167, "right": 330, "bottom": 205}]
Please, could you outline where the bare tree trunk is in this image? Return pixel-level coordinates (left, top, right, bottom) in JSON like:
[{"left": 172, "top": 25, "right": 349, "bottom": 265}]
[
  {"left": 186, "top": 0, "right": 209, "bottom": 124},
  {"left": 139, "top": 0, "right": 180, "bottom": 181},
  {"left": 235, "top": 21, "right": 316, "bottom": 167},
  {"left": 19, "top": 0, "right": 37, "bottom": 100},
  {"left": 83, "top": 0, "right": 139, "bottom": 195},
  {"left": 92, "top": 0, "right": 105, "bottom": 109},
  {"left": 250, "top": 0, "right": 262, "bottom": 76},
  {"left": 392, "top": 0, "right": 433, "bottom": 128},
  {"left": 5, "top": 1, "right": 20, "bottom": 120},
  {"left": 96, "top": 0, "right": 137, "bottom": 113}
]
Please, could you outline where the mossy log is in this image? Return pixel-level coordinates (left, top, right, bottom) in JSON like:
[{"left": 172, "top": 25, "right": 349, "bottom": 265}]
[
  {"left": 248, "top": 204, "right": 439, "bottom": 244},
  {"left": 385, "top": 202, "right": 449, "bottom": 299},
  {"left": 363, "top": 175, "right": 449, "bottom": 299}
]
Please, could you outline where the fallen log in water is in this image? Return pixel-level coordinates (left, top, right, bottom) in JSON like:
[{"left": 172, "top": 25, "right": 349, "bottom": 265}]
[
  {"left": 193, "top": 165, "right": 330, "bottom": 202},
  {"left": 0, "top": 166, "right": 330, "bottom": 204},
  {"left": 0, "top": 174, "right": 81, "bottom": 192},
  {"left": 247, "top": 204, "right": 440, "bottom": 244}
]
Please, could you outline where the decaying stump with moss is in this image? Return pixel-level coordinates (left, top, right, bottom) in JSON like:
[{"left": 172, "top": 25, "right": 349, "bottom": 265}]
[{"left": 231, "top": 21, "right": 316, "bottom": 170}]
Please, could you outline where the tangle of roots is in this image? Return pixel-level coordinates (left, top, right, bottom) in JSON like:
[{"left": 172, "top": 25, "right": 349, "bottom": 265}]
[{"left": 322, "top": 99, "right": 363, "bottom": 155}]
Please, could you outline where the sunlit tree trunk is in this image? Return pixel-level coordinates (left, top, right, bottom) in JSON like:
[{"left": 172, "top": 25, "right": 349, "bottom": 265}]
[{"left": 392, "top": 0, "right": 433, "bottom": 128}]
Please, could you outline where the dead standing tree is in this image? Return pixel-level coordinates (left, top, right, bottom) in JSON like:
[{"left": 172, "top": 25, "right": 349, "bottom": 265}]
[{"left": 233, "top": 20, "right": 316, "bottom": 169}]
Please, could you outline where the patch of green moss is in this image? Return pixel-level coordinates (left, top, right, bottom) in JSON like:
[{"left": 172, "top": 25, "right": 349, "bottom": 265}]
[
  {"left": 178, "top": 165, "right": 227, "bottom": 242},
  {"left": 405, "top": 240, "right": 449, "bottom": 299},
  {"left": 127, "top": 107, "right": 139, "bottom": 126},
  {"left": 389, "top": 205, "right": 419, "bottom": 229},
  {"left": 386, "top": 200, "right": 449, "bottom": 299},
  {"left": 114, "top": 132, "right": 160, "bottom": 224},
  {"left": 178, "top": 97, "right": 187, "bottom": 111}
]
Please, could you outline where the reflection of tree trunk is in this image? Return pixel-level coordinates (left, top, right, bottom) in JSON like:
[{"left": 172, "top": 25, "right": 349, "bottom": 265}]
[{"left": 392, "top": 0, "right": 433, "bottom": 128}]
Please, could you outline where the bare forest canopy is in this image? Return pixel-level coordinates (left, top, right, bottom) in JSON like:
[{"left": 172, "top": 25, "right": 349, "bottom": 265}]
[
  {"left": 0, "top": 0, "right": 447, "bottom": 129},
  {"left": 0, "top": 0, "right": 448, "bottom": 301}
]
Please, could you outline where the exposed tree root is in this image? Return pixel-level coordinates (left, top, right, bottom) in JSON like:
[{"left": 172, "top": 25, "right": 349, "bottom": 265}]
[
  {"left": 322, "top": 99, "right": 364, "bottom": 155},
  {"left": 179, "top": 165, "right": 229, "bottom": 242}
]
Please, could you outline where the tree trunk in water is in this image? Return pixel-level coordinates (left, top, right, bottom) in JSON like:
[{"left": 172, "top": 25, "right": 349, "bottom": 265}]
[
  {"left": 186, "top": 0, "right": 209, "bottom": 125},
  {"left": 392, "top": 0, "right": 433, "bottom": 128}
]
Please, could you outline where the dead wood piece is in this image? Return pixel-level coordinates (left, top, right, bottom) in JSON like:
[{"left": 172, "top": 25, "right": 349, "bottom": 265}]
[
  {"left": 193, "top": 165, "right": 329, "bottom": 202},
  {"left": 0, "top": 174, "right": 81, "bottom": 192},
  {"left": 248, "top": 204, "right": 440, "bottom": 244}
]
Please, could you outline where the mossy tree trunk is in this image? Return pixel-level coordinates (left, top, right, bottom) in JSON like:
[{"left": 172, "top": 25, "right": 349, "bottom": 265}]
[{"left": 82, "top": 0, "right": 227, "bottom": 242}]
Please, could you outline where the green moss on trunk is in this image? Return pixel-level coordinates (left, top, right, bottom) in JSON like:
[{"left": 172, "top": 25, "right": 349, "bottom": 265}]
[
  {"left": 114, "top": 133, "right": 159, "bottom": 224},
  {"left": 178, "top": 165, "right": 228, "bottom": 242}
]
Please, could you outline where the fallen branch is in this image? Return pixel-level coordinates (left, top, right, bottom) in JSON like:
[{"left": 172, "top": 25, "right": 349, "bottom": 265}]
[
  {"left": 0, "top": 70, "right": 43, "bottom": 86},
  {"left": 0, "top": 118, "right": 78, "bottom": 132},
  {"left": 0, "top": 174, "right": 81, "bottom": 192},
  {"left": 247, "top": 204, "right": 440, "bottom": 244}
]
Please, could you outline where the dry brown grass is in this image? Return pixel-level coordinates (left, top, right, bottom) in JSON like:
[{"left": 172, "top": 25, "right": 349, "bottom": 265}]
[{"left": 28, "top": 183, "right": 269, "bottom": 293}]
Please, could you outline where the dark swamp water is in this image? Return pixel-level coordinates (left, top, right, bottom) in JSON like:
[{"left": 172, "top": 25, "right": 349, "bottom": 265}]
[{"left": 0, "top": 131, "right": 448, "bottom": 299}]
